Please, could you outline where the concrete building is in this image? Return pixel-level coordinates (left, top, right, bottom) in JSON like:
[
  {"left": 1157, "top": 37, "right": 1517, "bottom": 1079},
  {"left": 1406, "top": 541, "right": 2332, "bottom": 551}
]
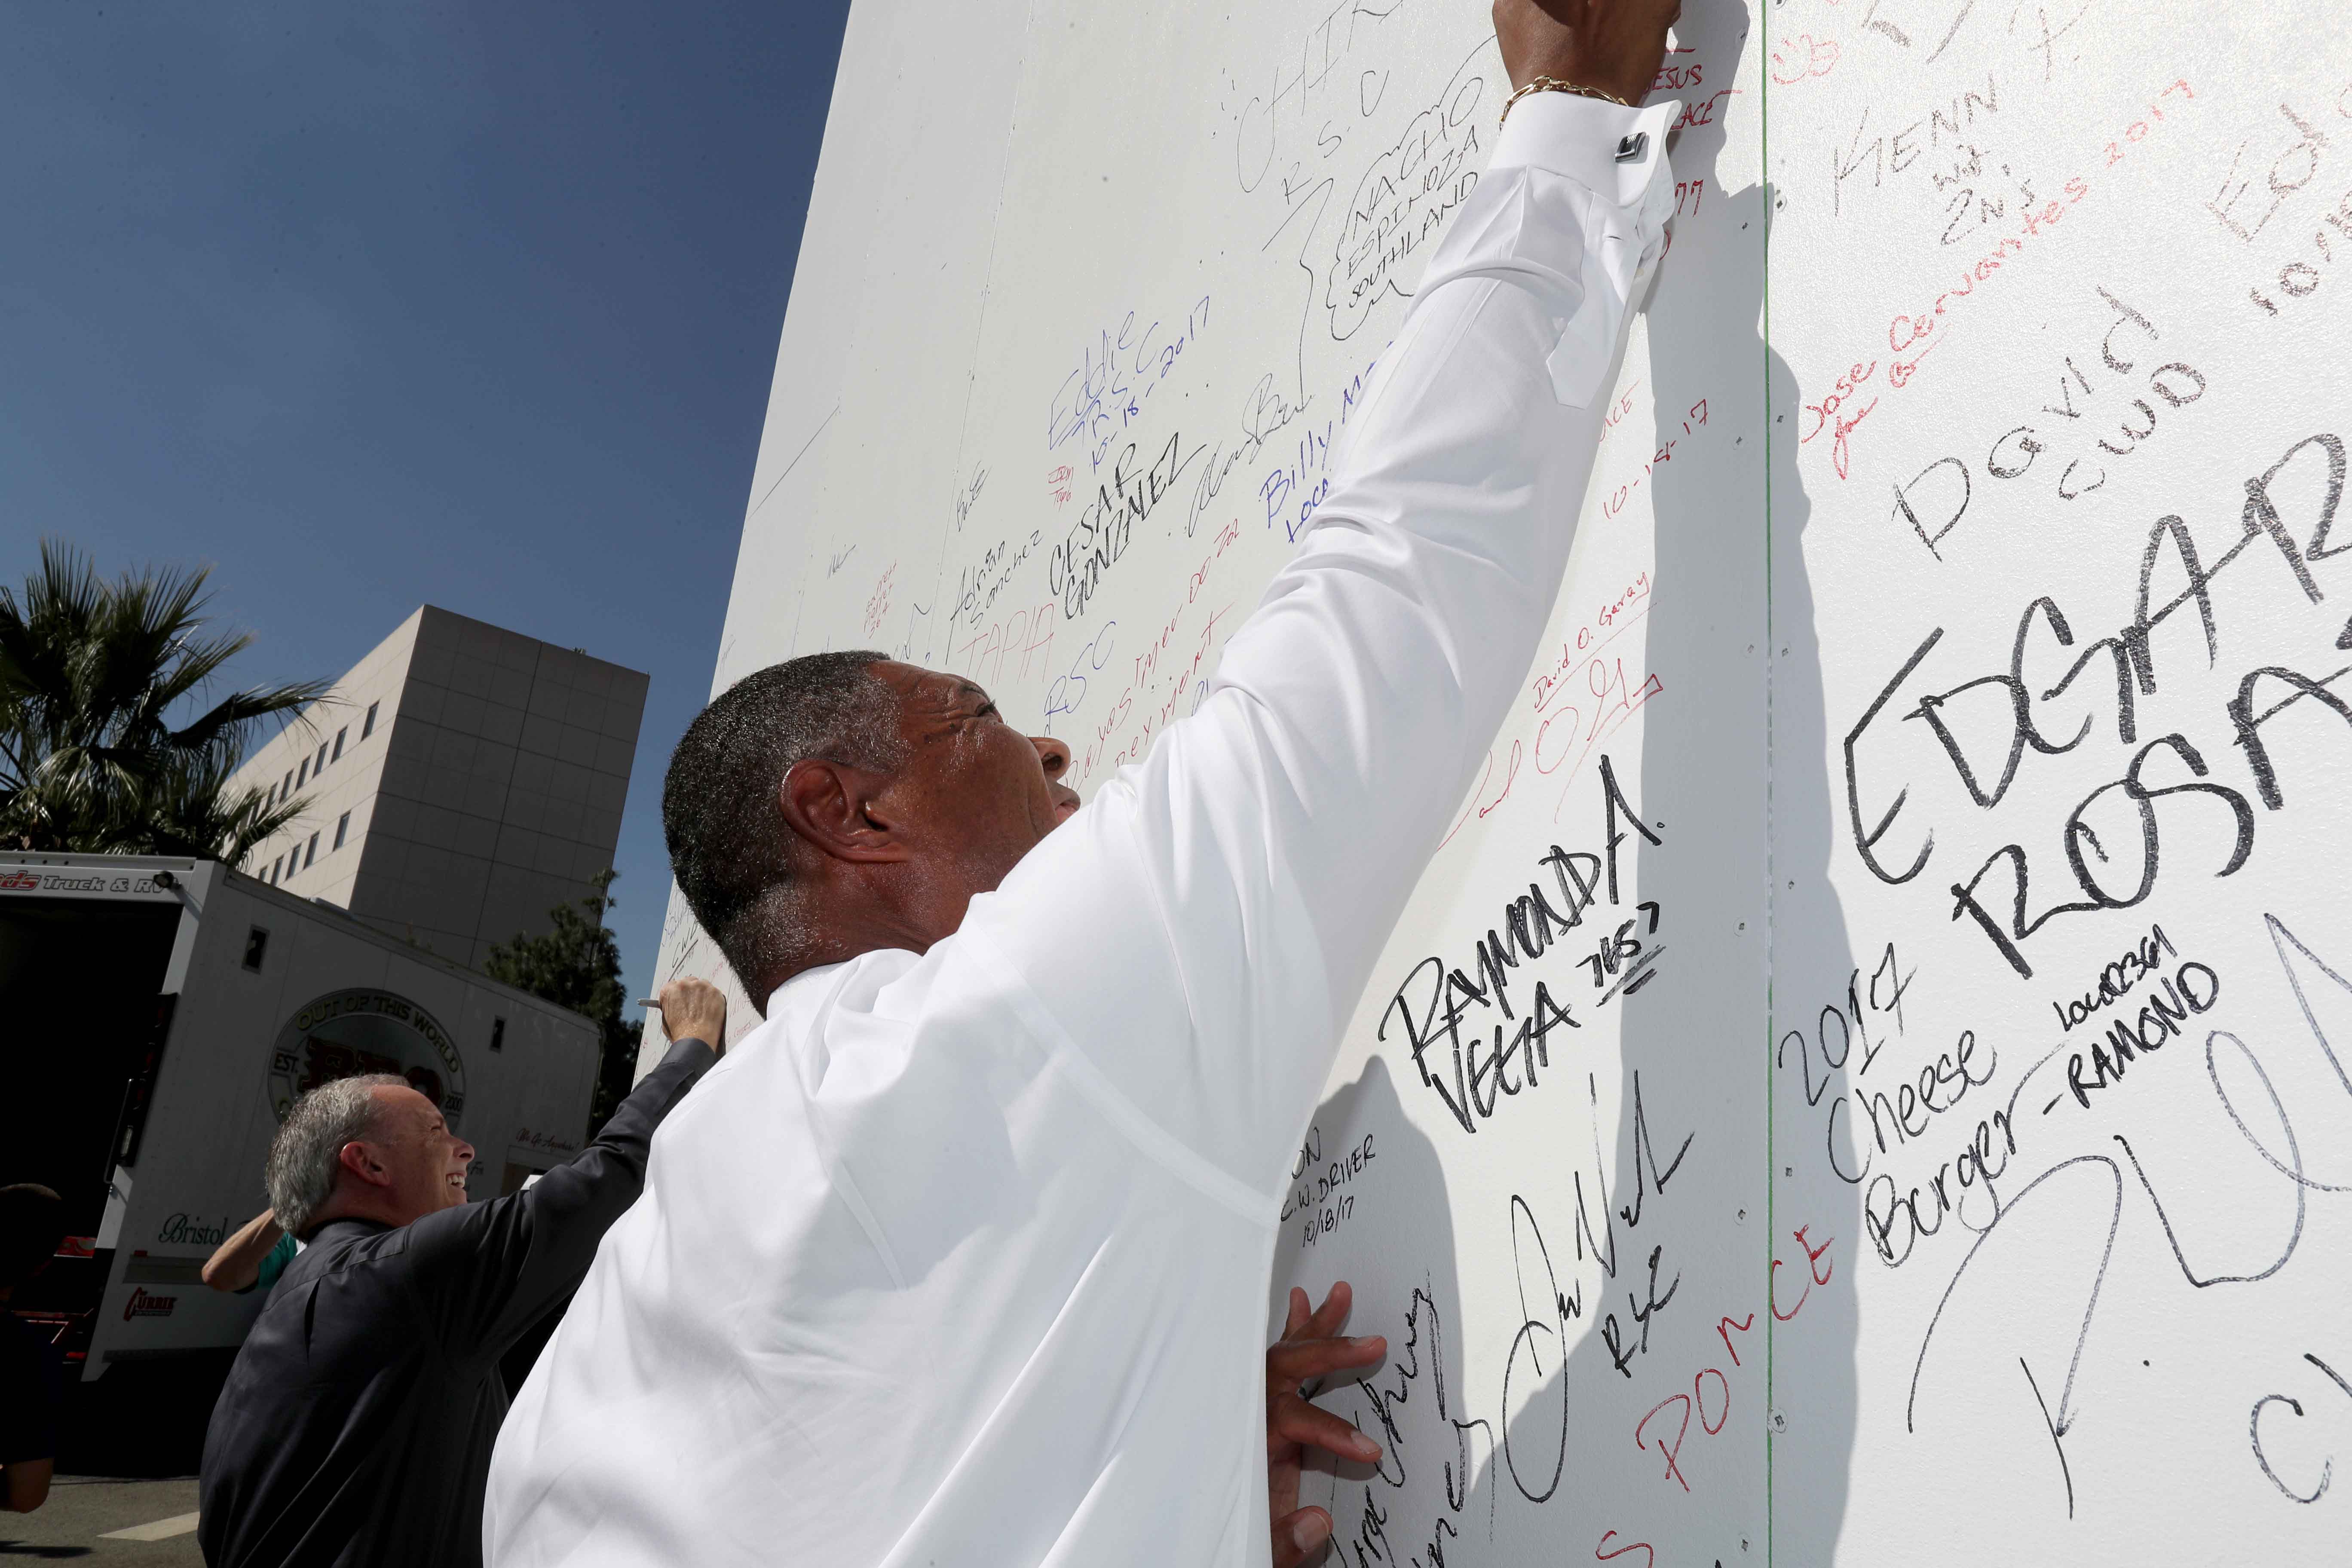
[{"left": 227, "top": 606, "right": 649, "bottom": 971}]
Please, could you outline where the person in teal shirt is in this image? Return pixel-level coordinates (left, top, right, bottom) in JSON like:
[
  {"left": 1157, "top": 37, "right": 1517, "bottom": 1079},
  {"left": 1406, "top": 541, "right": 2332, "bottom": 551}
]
[{"left": 202, "top": 1210, "right": 298, "bottom": 1295}]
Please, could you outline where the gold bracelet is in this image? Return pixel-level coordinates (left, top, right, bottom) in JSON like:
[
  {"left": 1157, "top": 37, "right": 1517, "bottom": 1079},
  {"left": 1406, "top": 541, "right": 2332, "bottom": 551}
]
[{"left": 1501, "top": 76, "right": 1635, "bottom": 126}]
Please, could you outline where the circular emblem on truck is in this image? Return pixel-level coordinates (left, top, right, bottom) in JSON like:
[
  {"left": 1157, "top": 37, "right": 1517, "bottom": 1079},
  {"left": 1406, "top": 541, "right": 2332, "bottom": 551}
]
[{"left": 268, "top": 988, "right": 468, "bottom": 1128}]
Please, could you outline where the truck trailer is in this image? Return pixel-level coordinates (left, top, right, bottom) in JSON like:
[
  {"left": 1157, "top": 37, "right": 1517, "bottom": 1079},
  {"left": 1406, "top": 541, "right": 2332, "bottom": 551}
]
[{"left": 0, "top": 851, "right": 600, "bottom": 1464}]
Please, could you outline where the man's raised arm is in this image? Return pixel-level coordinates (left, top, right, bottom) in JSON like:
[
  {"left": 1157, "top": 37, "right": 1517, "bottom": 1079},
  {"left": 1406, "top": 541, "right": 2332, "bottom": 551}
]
[
  {"left": 978, "top": 0, "right": 1682, "bottom": 1187},
  {"left": 402, "top": 979, "right": 723, "bottom": 1366}
]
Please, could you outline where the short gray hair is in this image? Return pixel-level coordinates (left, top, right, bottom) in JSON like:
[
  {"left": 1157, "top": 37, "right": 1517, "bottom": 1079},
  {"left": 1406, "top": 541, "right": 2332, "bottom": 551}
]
[
  {"left": 267, "top": 1074, "right": 403, "bottom": 1237},
  {"left": 662, "top": 652, "right": 908, "bottom": 986}
]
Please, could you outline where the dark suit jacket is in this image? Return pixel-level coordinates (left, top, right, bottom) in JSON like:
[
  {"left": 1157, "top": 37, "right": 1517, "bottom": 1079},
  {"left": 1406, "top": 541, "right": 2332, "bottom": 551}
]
[{"left": 198, "top": 1037, "right": 714, "bottom": 1568}]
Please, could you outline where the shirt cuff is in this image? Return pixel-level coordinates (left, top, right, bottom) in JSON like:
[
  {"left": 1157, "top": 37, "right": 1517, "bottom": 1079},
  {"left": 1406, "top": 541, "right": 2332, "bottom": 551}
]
[
  {"left": 664, "top": 1037, "right": 719, "bottom": 1070},
  {"left": 1489, "top": 90, "right": 1680, "bottom": 213}
]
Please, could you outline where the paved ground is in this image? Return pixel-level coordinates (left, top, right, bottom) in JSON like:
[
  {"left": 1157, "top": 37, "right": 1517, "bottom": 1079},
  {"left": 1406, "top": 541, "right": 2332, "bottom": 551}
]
[{"left": 0, "top": 1476, "right": 202, "bottom": 1564}]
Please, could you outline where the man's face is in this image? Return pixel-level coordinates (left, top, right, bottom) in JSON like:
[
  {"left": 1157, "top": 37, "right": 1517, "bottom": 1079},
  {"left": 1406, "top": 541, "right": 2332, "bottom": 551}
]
[
  {"left": 355, "top": 1086, "right": 477, "bottom": 1225},
  {"left": 866, "top": 662, "right": 1082, "bottom": 923}
]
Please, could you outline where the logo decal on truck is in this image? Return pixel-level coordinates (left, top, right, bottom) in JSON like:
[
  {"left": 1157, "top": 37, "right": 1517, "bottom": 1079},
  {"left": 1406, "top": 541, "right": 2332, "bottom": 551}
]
[
  {"left": 156, "top": 1213, "right": 231, "bottom": 1245},
  {"left": 123, "top": 1287, "right": 178, "bottom": 1321},
  {"left": 268, "top": 988, "right": 469, "bottom": 1128},
  {"left": 511, "top": 1127, "right": 579, "bottom": 1156},
  {"left": 0, "top": 867, "right": 170, "bottom": 895}
]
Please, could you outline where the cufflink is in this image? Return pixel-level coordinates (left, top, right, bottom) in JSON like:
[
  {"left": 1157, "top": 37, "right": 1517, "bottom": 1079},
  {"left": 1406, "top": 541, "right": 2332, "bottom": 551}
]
[{"left": 1615, "top": 132, "right": 1648, "bottom": 164}]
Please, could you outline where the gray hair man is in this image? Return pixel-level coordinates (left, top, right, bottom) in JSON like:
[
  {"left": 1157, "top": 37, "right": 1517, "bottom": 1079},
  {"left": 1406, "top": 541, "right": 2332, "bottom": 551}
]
[{"left": 198, "top": 977, "right": 727, "bottom": 1568}]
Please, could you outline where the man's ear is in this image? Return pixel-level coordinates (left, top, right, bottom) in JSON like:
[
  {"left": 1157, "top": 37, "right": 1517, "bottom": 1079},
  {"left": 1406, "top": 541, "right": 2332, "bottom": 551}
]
[
  {"left": 337, "top": 1140, "right": 393, "bottom": 1191},
  {"left": 778, "top": 758, "right": 910, "bottom": 864}
]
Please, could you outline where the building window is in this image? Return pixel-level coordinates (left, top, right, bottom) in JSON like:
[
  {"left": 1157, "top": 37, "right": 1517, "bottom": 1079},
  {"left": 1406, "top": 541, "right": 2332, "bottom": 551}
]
[
  {"left": 332, "top": 727, "right": 347, "bottom": 762},
  {"left": 242, "top": 927, "right": 270, "bottom": 972},
  {"left": 270, "top": 855, "right": 283, "bottom": 882},
  {"left": 305, "top": 832, "right": 320, "bottom": 868},
  {"left": 334, "top": 812, "right": 350, "bottom": 851},
  {"left": 282, "top": 769, "right": 294, "bottom": 798},
  {"left": 296, "top": 758, "right": 309, "bottom": 787},
  {"left": 362, "top": 701, "right": 380, "bottom": 739},
  {"left": 316, "top": 742, "right": 328, "bottom": 773}
]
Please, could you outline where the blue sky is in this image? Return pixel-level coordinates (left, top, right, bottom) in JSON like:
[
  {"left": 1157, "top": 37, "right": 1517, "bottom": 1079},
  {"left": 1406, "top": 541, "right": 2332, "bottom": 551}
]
[{"left": 0, "top": 3, "right": 850, "bottom": 1004}]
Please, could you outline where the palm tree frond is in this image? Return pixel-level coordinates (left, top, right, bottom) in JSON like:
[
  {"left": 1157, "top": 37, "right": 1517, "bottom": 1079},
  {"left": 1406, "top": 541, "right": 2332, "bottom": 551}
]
[{"left": 0, "top": 542, "right": 329, "bottom": 861}]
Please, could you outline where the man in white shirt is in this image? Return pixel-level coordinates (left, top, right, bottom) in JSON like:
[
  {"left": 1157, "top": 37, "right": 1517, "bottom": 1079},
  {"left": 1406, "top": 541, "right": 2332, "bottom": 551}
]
[{"left": 487, "top": 1, "right": 1682, "bottom": 1562}]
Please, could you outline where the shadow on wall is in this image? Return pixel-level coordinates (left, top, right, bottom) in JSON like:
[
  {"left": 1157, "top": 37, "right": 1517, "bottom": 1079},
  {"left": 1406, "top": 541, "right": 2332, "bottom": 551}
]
[
  {"left": 1266, "top": 3, "right": 1866, "bottom": 1561},
  {"left": 1755, "top": 180, "right": 1865, "bottom": 1568}
]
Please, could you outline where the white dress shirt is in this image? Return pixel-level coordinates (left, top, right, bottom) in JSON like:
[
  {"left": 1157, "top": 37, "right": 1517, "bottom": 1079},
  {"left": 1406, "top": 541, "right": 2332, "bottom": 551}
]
[{"left": 485, "top": 90, "right": 1675, "bottom": 1568}]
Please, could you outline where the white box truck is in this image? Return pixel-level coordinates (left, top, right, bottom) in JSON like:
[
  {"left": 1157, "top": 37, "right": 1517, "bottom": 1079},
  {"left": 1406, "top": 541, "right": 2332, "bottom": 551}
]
[{"left": 0, "top": 851, "right": 599, "bottom": 1464}]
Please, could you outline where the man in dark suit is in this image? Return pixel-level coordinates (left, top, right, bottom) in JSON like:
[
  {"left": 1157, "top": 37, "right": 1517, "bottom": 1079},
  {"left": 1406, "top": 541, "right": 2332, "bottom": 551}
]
[{"left": 199, "top": 977, "right": 725, "bottom": 1568}]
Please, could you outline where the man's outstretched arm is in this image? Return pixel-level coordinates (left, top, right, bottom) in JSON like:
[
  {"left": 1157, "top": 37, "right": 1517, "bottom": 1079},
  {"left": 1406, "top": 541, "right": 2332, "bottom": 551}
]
[
  {"left": 991, "top": 0, "right": 1684, "bottom": 1185},
  {"left": 403, "top": 978, "right": 725, "bottom": 1365}
]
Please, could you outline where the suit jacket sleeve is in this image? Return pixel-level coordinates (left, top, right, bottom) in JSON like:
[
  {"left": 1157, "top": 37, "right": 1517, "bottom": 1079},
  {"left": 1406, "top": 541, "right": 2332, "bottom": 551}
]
[{"left": 401, "top": 1036, "right": 716, "bottom": 1364}]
